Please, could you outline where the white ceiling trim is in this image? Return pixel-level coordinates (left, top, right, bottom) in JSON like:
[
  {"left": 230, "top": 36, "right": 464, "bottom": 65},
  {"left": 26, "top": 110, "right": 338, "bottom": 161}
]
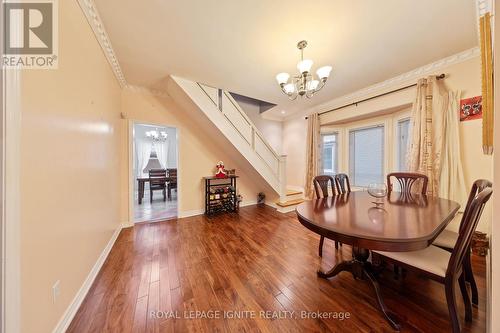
[
  {"left": 289, "top": 46, "right": 480, "bottom": 120},
  {"left": 77, "top": 0, "right": 127, "bottom": 88}
]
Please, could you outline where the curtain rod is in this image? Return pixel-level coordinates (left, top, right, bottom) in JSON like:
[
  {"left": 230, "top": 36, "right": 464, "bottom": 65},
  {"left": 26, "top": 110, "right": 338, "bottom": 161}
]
[{"left": 305, "top": 73, "right": 445, "bottom": 120}]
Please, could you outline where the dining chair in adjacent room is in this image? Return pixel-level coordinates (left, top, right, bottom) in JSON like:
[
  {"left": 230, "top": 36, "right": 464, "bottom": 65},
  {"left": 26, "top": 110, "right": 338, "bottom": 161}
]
[
  {"left": 387, "top": 172, "right": 428, "bottom": 195},
  {"left": 334, "top": 173, "right": 351, "bottom": 194},
  {"left": 313, "top": 175, "right": 340, "bottom": 255},
  {"left": 433, "top": 179, "right": 492, "bottom": 306},
  {"left": 149, "top": 169, "right": 167, "bottom": 203},
  {"left": 374, "top": 184, "right": 492, "bottom": 333},
  {"left": 167, "top": 168, "right": 177, "bottom": 200}
]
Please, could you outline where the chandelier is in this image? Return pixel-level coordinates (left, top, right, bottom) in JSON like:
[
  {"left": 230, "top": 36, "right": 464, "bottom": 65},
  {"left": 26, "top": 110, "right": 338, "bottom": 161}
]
[
  {"left": 145, "top": 129, "right": 167, "bottom": 143},
  {"left": 275, "top": 40, "right": 332, "bottom": 100}
]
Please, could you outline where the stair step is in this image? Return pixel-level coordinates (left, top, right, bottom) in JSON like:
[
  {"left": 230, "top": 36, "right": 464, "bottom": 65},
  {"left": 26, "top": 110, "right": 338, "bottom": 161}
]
[
  {"left": 276, "top": 199, "right": 305, "bottom": 207},
  {"left": 286, "top": 189, "right": 303, "bottom": 196}
]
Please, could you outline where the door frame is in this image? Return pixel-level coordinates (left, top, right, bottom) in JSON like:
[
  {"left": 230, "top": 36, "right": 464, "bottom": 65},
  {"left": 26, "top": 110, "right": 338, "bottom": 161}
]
[
  {"left": 127, "top": 120, "right": 180, "bottom": 225},
  {"left": 1, "top": 3, "right": 22, "bottom": 331}
]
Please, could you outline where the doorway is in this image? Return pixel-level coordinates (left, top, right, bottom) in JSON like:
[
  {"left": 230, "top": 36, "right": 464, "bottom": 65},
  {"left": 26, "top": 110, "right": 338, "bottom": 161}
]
[{"left": 132, "top": 123, "right": 178, "bottom": 223}]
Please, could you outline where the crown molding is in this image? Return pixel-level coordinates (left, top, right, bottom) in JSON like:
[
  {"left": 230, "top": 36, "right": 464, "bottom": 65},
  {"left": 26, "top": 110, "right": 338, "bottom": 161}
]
[
  {"left": 125, "top": 85, "right": 171, "bottom": 98},
  {"left": 476, "top": 0, "right": 492, "bottom": 16},
  {"left": 77, "top": 0, "right": 127, "bottom": 88},
  {"left": 287, "top": 47, "right": 480, "bottom": 120}
]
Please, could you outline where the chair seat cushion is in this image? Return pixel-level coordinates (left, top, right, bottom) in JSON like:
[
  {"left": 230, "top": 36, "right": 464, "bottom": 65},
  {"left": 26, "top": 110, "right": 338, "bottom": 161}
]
[
  {"left": 433, "top": 229, "right": 458, "bottom": 249},
  {"left": 374, "top": 245, "right": 451, "bottom": 277}
]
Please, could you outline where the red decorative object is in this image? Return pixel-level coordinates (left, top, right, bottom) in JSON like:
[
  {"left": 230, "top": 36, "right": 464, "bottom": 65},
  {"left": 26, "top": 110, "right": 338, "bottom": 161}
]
[
  {"left": 460, "top": 96, "right": 482, "bottom": 121},
  {"left": 215, "top": 161, "right": 227, "bottom": 178}
]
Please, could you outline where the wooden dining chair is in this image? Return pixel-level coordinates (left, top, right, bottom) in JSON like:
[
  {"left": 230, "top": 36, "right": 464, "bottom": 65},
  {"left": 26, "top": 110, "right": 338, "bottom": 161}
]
[
  {"left": 149, "top": 169, "right": 167, "bottom": 203},
  {"left": 313, "top": 175, "right": 336, "bottom": 199},
  {"left": 334, "top": 173, "right": 351, "bottom": 194},
  {"left": 433, "top": 179, "right": 492, "bottom": 306},
  {"left": 374, "top": 184, "right": 493, "bottom": 333},
  {"left": 387, "top": 172, "right": 429, "bottom": 277},
  {"left": 167, "top": 168, "right": 177, "bottom": 200},
  {"left": 313, "top": 175, "right": 340, "bottom": 256},
  {"left": 387, "top": 172, "right": 428, "bottom": 195}
]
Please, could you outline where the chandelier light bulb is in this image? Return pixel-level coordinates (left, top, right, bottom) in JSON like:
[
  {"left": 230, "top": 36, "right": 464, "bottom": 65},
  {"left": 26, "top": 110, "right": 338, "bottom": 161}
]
[
  {"left": 306, "top": 80, "right": 319, "bottom": 91},
  {"left": 146, "top": 129, "right": 167, "bottom": 142},
  {"left": 317, "top": 66, "right": 333, "bottom": 80},
  {"left": 284, "top": 83, "right": 295, "bottom": 94},
  {"left": 276, "top": 72, "right": 290, "bottom": 85},
  {"left": 297, "top": 59, "right": 313, "bottom": 74}
]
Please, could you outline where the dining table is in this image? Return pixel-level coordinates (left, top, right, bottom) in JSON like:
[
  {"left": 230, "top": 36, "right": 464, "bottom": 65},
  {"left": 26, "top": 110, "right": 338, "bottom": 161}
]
[
  {"left": 295, "top": 191, "right": 460, "bottom": 330},
  {"left": 137, "top": 176, "right": 174, "bottom": 204}
]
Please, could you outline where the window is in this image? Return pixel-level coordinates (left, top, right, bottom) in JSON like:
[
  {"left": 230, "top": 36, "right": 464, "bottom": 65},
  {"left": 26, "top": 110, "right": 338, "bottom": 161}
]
[
  {"left": 320, "top": 133, "right": 338, "bottom": 175},
  {"left": 349, "top": 126, "right": 384, "bottom": 187},
  {"left": 397, "top": 119, "right": 411, "bottom": 171}
]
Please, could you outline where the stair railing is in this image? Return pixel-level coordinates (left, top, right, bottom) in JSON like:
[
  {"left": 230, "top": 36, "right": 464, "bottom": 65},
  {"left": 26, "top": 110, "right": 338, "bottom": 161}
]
[{"left": 198, "top": 83, "right": 287, "bottom": 201}]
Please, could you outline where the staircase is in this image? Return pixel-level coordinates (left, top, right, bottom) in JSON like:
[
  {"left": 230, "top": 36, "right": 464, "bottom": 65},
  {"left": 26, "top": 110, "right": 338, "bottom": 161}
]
[
  {"left": 168, "top": 76, "right": 304, "bottom": 212},
  {"left": 275, "top": 189, "right": 305, "bottom": 213}
]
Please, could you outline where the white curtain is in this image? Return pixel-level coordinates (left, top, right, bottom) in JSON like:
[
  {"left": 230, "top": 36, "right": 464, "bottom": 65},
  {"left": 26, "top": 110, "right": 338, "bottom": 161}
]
[
  {"left": 439, "top": 90, "right": 467, "bottom": 207},
  {"left": 407, "top": 77, "right": 467, "bottom": 204},
  {"left": 407, "top": 76, "right": 445, "bottom": 195},
  {"left": 155, "top": 142, "right": 168, "bottom": 169},
  {"left": 166, "top": 132, "right": 177, "bottom": 168},
  {"left": 305, "top": 113, "right": 320, "bottom": 199},
  {"left": 136, "top": 141, "right": 152, "bottom": 176}
]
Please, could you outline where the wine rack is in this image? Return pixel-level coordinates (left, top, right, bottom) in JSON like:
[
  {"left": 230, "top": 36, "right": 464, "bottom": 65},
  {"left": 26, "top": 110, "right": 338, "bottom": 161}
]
[{"left": 204, "top": 175, "right": 238, "bottom": 215}]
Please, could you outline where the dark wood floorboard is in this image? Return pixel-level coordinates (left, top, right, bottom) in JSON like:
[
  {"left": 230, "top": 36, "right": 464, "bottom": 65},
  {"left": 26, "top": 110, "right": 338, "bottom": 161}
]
[{"left": 67, "top": 205, "right": 486, "bottom": 333}]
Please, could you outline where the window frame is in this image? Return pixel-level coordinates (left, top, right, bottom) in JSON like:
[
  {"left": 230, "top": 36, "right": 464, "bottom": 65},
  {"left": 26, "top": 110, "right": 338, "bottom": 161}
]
[
  {"left": 391, "top": 110, "right": 412, "bottom": 171},
  {"left": 319, "top": 108, "right": 411, "bottom": 190},
  {"left": 347, "top": 123, "right": 387, "bottom": 188},
  {"left": 395, "top": 117, "right": 411, "bottom": 172},
  {"left": 318, "top": 127, "right": 342, "bottom": 176}
]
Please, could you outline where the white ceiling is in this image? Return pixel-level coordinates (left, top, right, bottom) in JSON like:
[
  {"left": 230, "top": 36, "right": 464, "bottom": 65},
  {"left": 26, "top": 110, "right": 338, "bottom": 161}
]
[{"left": 94, "top": 0, "right": 478, "bottom": 118}]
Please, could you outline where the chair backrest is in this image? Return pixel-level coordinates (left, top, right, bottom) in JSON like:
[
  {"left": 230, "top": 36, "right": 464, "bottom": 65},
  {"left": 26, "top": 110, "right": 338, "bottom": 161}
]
[
  {"left": 334, "top": 173, "right": 351, "bottom": 194},
  {"left": 313, "top": 175, "right": 336, "bottom": 198},
  {"left": 387, "top": 172, "right": 428, "bottom": 195},
  {"left": 167, "top": 168, "right": 177, "bottom": 179},
  {"left": 459, "top": 179, "right": 492, "bottom": 232},
  {"left": 149, "top": 169, "right": 166, "bottom": 186},
  {"left": 446, "top": 184, "right": 492, "bottom": 279}
]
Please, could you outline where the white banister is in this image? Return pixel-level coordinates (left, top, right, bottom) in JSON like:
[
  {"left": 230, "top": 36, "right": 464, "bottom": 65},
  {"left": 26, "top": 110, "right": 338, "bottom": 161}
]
[
  {"left": 174, "top": 77, "right": 287, "bottom": 197},
  {"left": 278, "top": 155, "right": 287, "bottom": 204}
]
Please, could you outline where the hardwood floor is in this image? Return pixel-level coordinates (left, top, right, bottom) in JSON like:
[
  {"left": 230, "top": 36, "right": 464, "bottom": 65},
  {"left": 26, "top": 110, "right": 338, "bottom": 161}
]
[{"left": 68, "top": 205, "right": 486, "bottom": 333}]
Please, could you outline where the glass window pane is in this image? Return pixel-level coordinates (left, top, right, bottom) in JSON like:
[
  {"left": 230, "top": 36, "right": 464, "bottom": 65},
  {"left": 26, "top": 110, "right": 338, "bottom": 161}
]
[
  {"left": 320, "top": 133, "right": 337, "bottom": 175},
  {"left": 349, "top": 126, "right": 384, "bottom": 187},
  {"left": 397, "top": 119, "right": 410, "bottom": 171}
]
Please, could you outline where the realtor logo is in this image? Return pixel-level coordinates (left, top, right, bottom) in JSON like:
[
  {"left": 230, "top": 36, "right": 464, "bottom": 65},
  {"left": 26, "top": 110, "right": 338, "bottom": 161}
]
[{"left": 2, "top": 0, "right": 58, "bottom": 69}]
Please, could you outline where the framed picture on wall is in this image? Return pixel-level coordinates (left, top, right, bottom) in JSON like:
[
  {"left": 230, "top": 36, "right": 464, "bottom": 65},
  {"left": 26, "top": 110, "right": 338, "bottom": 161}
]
[{"left": 460, "top": 96, "right": 482, "bottom": 122}]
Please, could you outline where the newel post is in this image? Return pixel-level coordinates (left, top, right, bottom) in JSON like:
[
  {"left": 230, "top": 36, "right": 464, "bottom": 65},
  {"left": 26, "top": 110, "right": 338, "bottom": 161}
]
[{"left": 279, "top": 155, "right": 287, "bottom": 204}]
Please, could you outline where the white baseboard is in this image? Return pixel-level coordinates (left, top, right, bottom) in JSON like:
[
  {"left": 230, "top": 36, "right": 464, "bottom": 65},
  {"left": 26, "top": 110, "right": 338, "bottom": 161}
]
[
  {"left": 178, "top": 209, "right": 204, "bottom": 218},
  {"left": 52, "top": 224, "right": 123, "bottom": 333},
  {"left": 240, "top": 200, "right": 257, "bottom": 207}
]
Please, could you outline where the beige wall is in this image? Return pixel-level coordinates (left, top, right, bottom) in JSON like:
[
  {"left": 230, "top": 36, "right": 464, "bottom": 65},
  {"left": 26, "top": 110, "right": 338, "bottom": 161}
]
[
  {"left": 283, "top": 56, "right": 493, "bottom": 231},
  {"left": 121, "top": 88, "right": 277, "bottom": 221},
  {"left": 19, "top": 1, "right": 123, "bottom": 332}
]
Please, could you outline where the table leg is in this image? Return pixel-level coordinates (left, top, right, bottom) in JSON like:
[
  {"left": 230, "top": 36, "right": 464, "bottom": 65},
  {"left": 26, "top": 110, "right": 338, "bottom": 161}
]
[
  {"left": 318, "top": 246, "right": 401, "bottom": 331},
  {"left": 138, "top": 180, "right": 144, "bottom": 205}
]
